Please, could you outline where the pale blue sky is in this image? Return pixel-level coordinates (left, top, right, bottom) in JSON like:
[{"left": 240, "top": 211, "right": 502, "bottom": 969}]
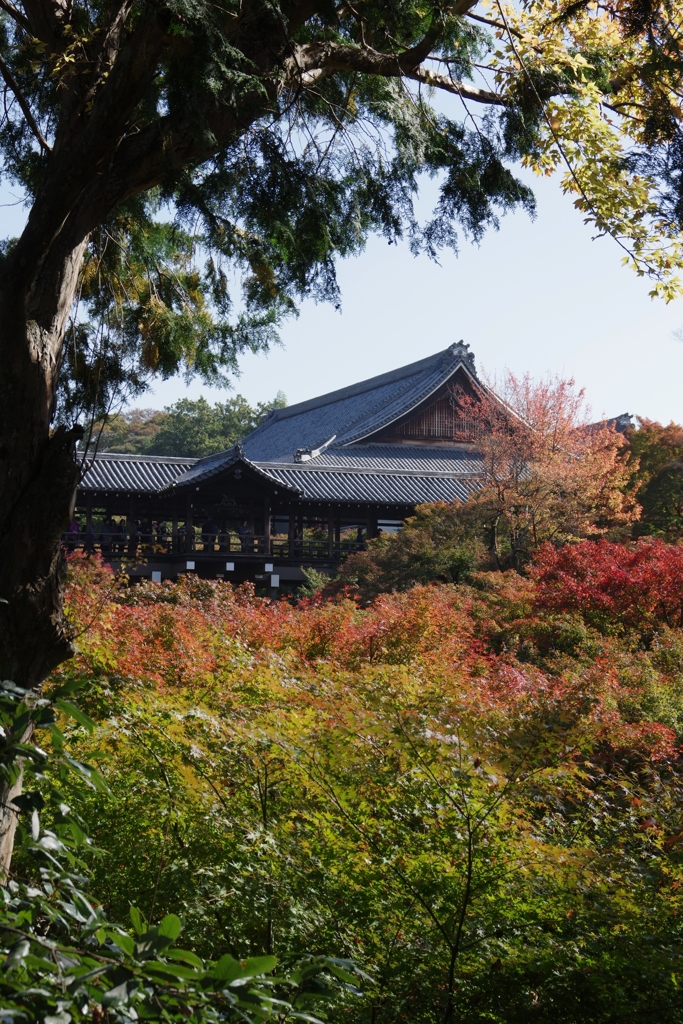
[
  {"left": 149, "top": 168, "right": 683, "bottom": 424},
  {"left": 3, "top": 169, "right": 683, "bottom": 423}
]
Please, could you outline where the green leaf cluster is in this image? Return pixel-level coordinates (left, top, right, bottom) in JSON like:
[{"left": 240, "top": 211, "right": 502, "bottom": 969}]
[
  {"left": 0, "top": 679, "right": 364, "bottom": 1023},
  {"left": 625, "top": 419, "right": 683, "bottom": 540},
  {"left": 92, "top": 392, "right": 286, "bottom": 458},
  {"left": 326, "top": 502, "right": 485, "bottom": 602}
]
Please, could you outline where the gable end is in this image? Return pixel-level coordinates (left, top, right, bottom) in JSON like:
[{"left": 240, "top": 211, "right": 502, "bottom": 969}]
[{"left": 359, "top": 366, "right": 481, "bottom": 445}]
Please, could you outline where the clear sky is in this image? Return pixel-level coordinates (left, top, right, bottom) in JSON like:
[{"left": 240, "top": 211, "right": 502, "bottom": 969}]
[
  {"left": 147, "top": 167, "right": 683, "bottom": 425},
  {"left": 3, "top": 168, "right": 683, "bottom": 423}
]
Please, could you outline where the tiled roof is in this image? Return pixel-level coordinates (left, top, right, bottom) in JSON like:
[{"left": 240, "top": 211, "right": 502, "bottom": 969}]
[
  {"left": 590, "top": 413, "right": 634, "bottom": 434},
  {"left": 256, "top": 465, "right": 481, "bottom": 505},
  {"left": 250, "top": 441, "right": 484, "bottom": 504},
  {"left": 165, "top": 448, "right": 239, "bottom": 489},
  {"left": 75, "top": 344, "right": 633, "bottom": 511},
  {"left": 165, "top": 341, "right": 479, "bottom": 492},
  {"left": 168, "top": 441, "right": 484, "bottom": 493},
  {"left": 79, "top": 453, "right": 196, "bottom": 493},
  {"left": 77, "top": 344, "right": 486, "bottom": 507},
  {"left": 241, "top": 341, "right": 477, "bottom": 462},
  {"left": 312, "top": 443, "right": 483, "bottom": 474}
]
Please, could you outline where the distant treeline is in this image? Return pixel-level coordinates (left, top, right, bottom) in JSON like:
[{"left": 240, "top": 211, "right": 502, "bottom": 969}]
[{"left": 94, "top": 393, "right": 287, "bottom": 459}]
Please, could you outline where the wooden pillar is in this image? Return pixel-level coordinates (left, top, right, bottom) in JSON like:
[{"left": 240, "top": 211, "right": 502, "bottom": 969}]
[
  {"left": 171, "top": 492, "right": 178, "bottom": 554},
  {"left": 366, "top": 510, "right": 378, "bottom": 541},
  {"left": 85, "top": 493, "right": 94, "bottom": 553},
  {"left": 186, "top": 494, "right": 194, "bottom": 552},
  {"left": 288, "top": 508, "right": 295, "bottom": 557},
  {"left": 328, "top": 504, "right": 334, "bottom": 559},
  {"left": 127, "top": 495, "right": 136, "bottom": 531},
  {"left": 127, "top": 495, "right": 137, "bottom": 557},
  {"left": 264, "top": 495, "right": 272, "bottom": 556}
]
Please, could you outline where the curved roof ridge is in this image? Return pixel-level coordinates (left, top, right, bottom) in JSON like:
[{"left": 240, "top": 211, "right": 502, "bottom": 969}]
[
  {"left": 238, "top": 341, "right": 478, "bottom": 465},
  {"left": 81, "top": 452, "right": 197, "bottom": 465},
  {"left": 166, "top": 445, "right": 303, "bottom": 495},
  {"left": 263, "top": 342, "right": 470, "bottom": 423}
]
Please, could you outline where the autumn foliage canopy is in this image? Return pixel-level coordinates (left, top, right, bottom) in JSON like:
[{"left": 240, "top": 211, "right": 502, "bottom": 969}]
[
  {"left": 328, "top": 375, "right": 641, "bottom": 603},
  {"left": 9, "top": 372, "right": 683, "bottom": 1023},
  {"left": 458, "top": 373, "right": 638, "bottom": 563},
  {"left": 21, "top": 540, "right": 683, "bottom": 1024},
  {"left": 531, "top": 538, "right": 683, "bottom": 632}
]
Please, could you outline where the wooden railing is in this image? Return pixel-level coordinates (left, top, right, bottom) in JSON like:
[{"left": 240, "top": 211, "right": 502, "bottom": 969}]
[{"left": 61, "top": 532, "right": 363, "bottom": 561}]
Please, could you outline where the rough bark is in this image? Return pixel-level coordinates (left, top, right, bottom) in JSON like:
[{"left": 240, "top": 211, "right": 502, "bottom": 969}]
[
  {"left": 0, "top": 3, "right": 284, "bottom": 874},
  {"left": 0, "top": 2, "right": 290, "bottom": 695},
  {"left": 0, "top": 238, "right": 87, "bottom": 688}
]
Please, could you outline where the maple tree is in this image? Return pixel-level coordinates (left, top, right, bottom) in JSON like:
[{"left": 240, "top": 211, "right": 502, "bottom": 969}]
[
  {"left": 637, "top": 462, "right": 683, "bottom": 539},
  {"left": 531, "top": 536, "right": 683, "bottom": 633},
  {"left": 324, "top": 501, "right": 483, "bottom": 604},
  {"left": 456, "top": 372, "right": 639, "bottom": 567},
  {"left": 626, "top": 419, "right": 683, "bottom": 489},
  {"left": 331, "top": 374, "right": 641, "bottom": 599}
]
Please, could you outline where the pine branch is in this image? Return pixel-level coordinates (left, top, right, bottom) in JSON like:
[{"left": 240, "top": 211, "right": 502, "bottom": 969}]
[
  {"left": 0, "top": 53, "right": 51, "bottom": 151},
  {"left": 0, "top": 0, "right": 30, "bottom": 32},
  {"left": 284, "top": 41, "right": 505, "bottom": 106},
  {"left": 406, "top": 64, "right": 505, "bottom": 105}
]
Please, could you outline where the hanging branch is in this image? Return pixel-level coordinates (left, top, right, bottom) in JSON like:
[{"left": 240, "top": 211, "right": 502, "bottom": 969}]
[
  {"left": 0, "top": 52, "right": 51, "bottom": 152},
  {"left": 0, "top": 0, "right": 30, "bottom": 32}
]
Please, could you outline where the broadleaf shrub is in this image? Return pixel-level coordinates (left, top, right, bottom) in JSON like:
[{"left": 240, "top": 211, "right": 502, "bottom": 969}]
[
  {"left": 23, "top": 550, "right": 683, "bottom": 1023},
  {"left": 0, "top": 626, "right": 364, "bottom": 1023},
  {"left": 531, "top": 538, "right": 683, "bottom": 633}
]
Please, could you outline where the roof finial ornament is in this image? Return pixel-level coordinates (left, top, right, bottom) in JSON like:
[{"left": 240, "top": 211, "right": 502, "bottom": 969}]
[
  {"left": 235, "top": 441, "right": 245, "bottom": 458},
  {"left": 448, "top": 339, "right": 476, "bottom": 373},
  {"left": 295, "top": 435, "right": 337, "bottom": 463}
]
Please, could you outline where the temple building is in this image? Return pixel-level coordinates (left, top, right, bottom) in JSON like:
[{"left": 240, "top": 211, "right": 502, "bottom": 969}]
[{"left": 74, "top": 341, "right": 488, "bottom": 586}]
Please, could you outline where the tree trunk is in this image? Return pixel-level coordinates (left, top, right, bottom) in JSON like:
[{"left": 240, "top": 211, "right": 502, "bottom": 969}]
[
  {"left": 0, "top": 417, "right": 81, "bottom": 686},
  {"left": 0, "top": 0, "right": 285, "bottom": 881},
  {"left": 0, "top": 241, "right": 86, "bottom": 687},
  {"left": 0, "top": 237, "right": 87, "bottom": 875},
  {"left": 488, "top": 514, "right": 501, "bottom": 569}
]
